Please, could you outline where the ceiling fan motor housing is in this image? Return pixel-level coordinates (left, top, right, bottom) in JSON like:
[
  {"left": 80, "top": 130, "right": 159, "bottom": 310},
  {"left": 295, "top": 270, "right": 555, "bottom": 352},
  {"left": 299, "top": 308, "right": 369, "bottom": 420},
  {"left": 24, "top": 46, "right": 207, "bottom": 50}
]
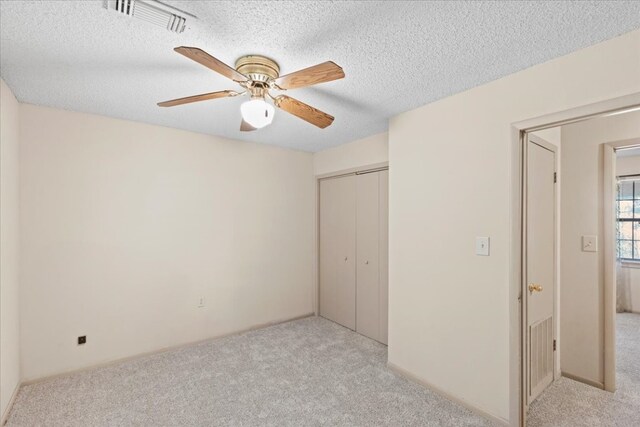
[{"left": 235, "top": 55, "right": 280, "bottom": 83}]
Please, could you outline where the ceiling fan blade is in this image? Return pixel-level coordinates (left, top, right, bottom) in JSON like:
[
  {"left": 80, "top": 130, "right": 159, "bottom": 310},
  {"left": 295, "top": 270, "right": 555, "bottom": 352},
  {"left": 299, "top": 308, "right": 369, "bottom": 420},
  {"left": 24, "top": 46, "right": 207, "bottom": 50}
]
[
  {"left": 275, "top": 61, "right": 344, "bottom": 90},
  {"left": 157, "top": 90, "right": 236, "bottom": 107},
  {"left": 273, "top": 95, "right": 334, "bottom": 129},
  {"left": 240, "top": 119, "right": 257, "bottom": 132},
  {"left": 174, "top": 46, "right": 247, "bottom": 82}
]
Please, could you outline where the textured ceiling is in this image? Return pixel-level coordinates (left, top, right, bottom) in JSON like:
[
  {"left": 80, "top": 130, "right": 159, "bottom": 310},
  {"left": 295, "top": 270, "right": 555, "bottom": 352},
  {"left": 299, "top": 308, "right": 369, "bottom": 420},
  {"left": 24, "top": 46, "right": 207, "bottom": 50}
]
[{"left": 1, "top": 1, "right": 639, "bottom": 152}]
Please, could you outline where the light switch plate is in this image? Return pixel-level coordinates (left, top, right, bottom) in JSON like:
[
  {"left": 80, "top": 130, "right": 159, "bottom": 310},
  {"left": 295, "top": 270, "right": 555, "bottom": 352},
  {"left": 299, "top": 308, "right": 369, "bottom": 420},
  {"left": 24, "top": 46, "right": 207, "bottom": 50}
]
[
  {"left": 476, "top": 237, "right": 490, "bottom": 256},
  {"left": 582, "top": 235, "right": 597, "bottom": 252}
]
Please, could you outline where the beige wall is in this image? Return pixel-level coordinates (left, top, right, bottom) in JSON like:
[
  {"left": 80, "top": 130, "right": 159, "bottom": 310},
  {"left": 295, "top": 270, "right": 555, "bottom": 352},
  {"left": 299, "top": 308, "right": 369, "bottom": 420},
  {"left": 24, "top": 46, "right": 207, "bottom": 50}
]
[
  {"left": 388, "top": 29, "right": 640, "bottom": 423},
  {"left": 560, "top": 111, "right": 640, "bottom": 386},
  {"left": 533, "top": 127, "right": 562, "bottom": 147},
  {"left": 0, "top": 80, "right": 21, "bottom": 419},
  {"left": 18, "top": 104, "right": 316, "bottom": 381},
  {"left": 313, "top": 132, "right": 388, "bottom": 176}
]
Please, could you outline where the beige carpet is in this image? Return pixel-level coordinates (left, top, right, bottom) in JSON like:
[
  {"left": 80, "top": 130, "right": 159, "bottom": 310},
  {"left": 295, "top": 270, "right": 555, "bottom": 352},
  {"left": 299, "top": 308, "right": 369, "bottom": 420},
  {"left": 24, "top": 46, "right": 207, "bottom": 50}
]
[
  {"left": 7, "top": 316, "right": 493, "bottom": 426},
  {"left": 527, "top": 312, "right": 640, "bottom": 426}
]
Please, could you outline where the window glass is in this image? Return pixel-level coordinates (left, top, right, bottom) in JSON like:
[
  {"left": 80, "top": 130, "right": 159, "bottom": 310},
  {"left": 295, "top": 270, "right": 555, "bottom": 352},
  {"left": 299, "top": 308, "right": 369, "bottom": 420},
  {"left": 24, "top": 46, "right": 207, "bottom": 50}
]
[
  {"left": 619, "top": 240, "right": 633, "bottom": 259},
  {"left": 634, "top": 180, "right": 640, "bottom": 199},
  {"left": 619, "top": 221, "right": 633, "bottom": 240},
  {"left": 619, "top": 200, "right": 633, "bottom": 219},
  {"left": 620, "top": 180, "right": 634, "bottom": 200}
]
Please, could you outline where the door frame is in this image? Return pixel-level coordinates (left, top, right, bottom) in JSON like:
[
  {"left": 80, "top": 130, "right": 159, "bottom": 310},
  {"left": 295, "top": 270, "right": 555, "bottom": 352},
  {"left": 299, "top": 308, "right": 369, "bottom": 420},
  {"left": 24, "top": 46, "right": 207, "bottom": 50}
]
[
  {"left": 524, "top": 134, "right": 559, "bottom": 407},
  {"left": 510, "top": 93, "right": 640, "bottom": 427},
  {"left": 602, "top": 136, "right": 640, "bottom": 384},
  {"left": 314, "top": 162, "right": 389, "bottom": 318}
]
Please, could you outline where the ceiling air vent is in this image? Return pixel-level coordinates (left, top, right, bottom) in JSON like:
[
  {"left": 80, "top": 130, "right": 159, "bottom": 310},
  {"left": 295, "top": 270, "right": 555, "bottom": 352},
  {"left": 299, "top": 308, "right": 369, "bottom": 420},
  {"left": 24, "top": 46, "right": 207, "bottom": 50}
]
[{"left": 104, "top": 0, "right": 195, "bottom": 34}]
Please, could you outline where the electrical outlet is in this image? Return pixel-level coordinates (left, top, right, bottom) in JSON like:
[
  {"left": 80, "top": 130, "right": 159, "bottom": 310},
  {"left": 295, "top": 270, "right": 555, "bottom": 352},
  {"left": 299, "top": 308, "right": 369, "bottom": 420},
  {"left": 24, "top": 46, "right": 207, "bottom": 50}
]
[
  {"left": 78, "top": 336, "right": 87, "bottom": 345},
  {"left": 475, "top": 236, "right": 490, "bottom": 256},
  {"left": 198, "top": 296, "right": 205, "bottom": 308},
  {"left": 582, "top": 235, "right": 597, "bottom": 252}
]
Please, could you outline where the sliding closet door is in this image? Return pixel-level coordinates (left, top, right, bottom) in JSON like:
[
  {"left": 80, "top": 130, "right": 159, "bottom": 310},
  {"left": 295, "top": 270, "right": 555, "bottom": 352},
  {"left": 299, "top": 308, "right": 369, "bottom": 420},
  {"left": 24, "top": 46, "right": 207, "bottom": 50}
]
[
  {"left": 356, "top": 172, "right": 381, "bottom": 342},
  {"left": 378, "top": 170, "right": 389, "bottom": 345},
  {"left": 319, "top": 176, "right": 356, "bottom": 330}
]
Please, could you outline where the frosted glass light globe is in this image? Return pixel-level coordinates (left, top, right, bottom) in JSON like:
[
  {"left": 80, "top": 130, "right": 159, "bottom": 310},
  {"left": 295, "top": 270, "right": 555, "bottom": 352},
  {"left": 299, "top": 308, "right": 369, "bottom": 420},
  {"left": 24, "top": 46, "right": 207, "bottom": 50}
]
[{"left": 240, "top": 98, "right": 275, "bottom": 129}]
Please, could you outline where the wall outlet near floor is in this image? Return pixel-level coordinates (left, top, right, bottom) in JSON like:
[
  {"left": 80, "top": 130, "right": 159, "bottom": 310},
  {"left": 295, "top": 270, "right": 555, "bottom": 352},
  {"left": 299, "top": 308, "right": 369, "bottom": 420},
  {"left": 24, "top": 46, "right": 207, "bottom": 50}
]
[
  {"left": 77, "top": 335, "right": 87, "bottom": 345},
  {"left": 198, "top": 296, "right": 205, "bottom": 308}
]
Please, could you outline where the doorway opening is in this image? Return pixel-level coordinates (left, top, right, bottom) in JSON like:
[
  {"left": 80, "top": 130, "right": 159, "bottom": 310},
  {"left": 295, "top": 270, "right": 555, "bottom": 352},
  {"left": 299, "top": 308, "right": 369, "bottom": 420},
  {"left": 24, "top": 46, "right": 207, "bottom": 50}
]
[{"left": 511, "top": 94, "right": 640, "bottom": 426}]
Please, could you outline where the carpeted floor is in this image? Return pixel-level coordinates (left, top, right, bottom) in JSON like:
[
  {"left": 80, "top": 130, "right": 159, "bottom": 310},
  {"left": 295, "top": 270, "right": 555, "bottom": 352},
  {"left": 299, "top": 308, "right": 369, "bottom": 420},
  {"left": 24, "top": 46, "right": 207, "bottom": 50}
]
[
  {"left": 527, "top": 312, "right": 640, "bottom": 427},
  {"left": 7, "top": 316, "right": 493, "bottom": 426}
]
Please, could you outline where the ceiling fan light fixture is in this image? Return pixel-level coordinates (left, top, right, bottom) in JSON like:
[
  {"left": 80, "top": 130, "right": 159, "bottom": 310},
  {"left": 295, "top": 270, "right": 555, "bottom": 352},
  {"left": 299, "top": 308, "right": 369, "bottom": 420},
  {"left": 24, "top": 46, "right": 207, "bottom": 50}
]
[
  {"left": 240, "top": 98, "right": 275, "bottom": 129},
  {"left": 158, "top": 47, "right": 344, "bottom": 131}
]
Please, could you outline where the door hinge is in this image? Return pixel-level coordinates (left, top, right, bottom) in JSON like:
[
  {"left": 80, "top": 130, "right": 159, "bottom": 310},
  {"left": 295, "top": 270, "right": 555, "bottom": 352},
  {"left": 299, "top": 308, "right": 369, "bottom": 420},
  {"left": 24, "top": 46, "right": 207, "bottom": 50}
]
[
  {"left": 553, "top": 172, "right": 557, "bottom": 183},
  {"left": 553, "top": 339, "right": 557, "bottom": 351}
]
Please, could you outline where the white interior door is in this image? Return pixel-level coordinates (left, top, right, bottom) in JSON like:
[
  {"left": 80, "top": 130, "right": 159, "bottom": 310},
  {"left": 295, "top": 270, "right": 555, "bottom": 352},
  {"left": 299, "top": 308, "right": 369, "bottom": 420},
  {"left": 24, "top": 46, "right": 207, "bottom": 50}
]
[
  {"left": 319, "top": 176, "right": 356, "bottom": 330},
  {"left": 527, "top": 138, "right": 557, "bottom": 403}
]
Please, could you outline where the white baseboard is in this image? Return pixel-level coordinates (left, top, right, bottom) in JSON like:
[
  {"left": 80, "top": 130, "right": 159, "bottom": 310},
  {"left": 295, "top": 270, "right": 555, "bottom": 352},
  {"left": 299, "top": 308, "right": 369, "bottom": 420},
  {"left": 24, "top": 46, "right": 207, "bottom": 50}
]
[
  {"left": 561, "top": 371, "right": 604, "bottom": 390},
  {"left": 1, "top": 381, "right": 21, "bottom": 426},
  {"left": 387, "top": 361, "right": 509, "bottom": 426},
  {"left": 21, "top": 312, "right": 315, "bottom": 386}
]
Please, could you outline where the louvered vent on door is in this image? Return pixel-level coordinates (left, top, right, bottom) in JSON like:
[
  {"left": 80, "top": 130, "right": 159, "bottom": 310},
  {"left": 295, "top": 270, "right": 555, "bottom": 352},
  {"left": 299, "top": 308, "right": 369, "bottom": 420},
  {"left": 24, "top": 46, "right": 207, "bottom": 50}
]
[{"left": 530, "top": 316, "right": 554, "bottom": 398}]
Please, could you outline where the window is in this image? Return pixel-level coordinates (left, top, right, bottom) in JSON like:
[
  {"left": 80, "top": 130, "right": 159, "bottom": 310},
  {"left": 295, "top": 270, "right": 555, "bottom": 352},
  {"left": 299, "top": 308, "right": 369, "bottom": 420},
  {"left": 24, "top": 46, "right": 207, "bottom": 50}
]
[{"left": 616, "top": 177, "right": 640, "bottom": 260}]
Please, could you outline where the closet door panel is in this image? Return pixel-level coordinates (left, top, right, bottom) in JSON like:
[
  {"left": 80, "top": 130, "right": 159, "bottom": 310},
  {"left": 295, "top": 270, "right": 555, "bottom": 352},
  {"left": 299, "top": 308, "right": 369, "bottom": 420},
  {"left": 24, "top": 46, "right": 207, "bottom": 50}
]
[
  {"left": 356, "top": 172, "right": 380, "bottom": 341},
  {"left": 378, "top": 170, "right": 389, "bottom": 345},
  {"left": 319, "top": 176, "right": 356, "bottom": 330}
]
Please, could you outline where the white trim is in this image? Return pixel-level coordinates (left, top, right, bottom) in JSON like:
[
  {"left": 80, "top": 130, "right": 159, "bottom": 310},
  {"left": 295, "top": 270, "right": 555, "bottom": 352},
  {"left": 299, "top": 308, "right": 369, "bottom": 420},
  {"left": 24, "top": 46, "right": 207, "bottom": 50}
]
[
  {"left": 603, "top": 144, "right": 617, "bottom": 392},
  {"left": 387, "top": 362, "right": 509, "bottom": 427},
  {"left": 508, "top": 125, "right": 523, "bottom": 427},
  {"left": 315, "top": 161, "right": 389, "bottom": 180},
  {"left": 601, "top": 137, "right": 640, "bottom": 391},
  {"left": 1, "top": 381, "right": 21, "bottom": 426},
  {"left": 620, "top": 260, "right": 640, "bottom": 269},
  {"left": 561, "top": 371, "right": 605, "bottom": 390},
  {"left": 512, "top": 94, "right": 640, "bottom": 133}
]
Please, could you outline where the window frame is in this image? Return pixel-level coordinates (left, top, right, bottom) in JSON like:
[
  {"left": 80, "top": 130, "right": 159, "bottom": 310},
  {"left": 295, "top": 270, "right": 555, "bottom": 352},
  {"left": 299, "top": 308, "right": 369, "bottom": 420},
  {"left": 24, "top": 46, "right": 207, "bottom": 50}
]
[{"left": 616, "top": 174, "right": 640, "bottom": 262}]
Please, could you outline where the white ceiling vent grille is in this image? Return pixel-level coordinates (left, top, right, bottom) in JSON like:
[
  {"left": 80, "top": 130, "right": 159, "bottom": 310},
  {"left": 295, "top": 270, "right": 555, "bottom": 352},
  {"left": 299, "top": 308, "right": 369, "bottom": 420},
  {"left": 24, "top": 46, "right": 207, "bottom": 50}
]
[{"left": 104, "top": 0, "right": 195, "bottom": 33}]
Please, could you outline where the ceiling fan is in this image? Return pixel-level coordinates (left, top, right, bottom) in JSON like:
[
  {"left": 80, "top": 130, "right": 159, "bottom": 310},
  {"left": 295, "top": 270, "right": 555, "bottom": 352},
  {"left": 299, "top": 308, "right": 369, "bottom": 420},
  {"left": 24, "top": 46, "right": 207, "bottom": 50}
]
[{"left": 158, "top": 47, "right": 345, "bottom": 131}]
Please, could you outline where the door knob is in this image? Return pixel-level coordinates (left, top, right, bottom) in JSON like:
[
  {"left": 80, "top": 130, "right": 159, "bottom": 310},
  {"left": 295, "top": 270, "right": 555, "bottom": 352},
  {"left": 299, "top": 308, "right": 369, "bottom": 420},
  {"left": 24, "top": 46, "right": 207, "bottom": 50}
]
[
  {"left": 365, "top": 260, "right": 369, "bottom": 265},
  {"left": 528, "top": 284, "right": 543, "bottom": 293},
  {"left": 344, "top": 257, "right": 348, "bottom": 262}
]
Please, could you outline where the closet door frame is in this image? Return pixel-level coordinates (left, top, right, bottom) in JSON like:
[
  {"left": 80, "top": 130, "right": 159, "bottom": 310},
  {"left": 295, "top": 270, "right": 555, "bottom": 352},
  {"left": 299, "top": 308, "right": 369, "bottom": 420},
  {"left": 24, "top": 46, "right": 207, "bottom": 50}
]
[{"left": 314, "top": 162, "right": 389, "bottom": 320}]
